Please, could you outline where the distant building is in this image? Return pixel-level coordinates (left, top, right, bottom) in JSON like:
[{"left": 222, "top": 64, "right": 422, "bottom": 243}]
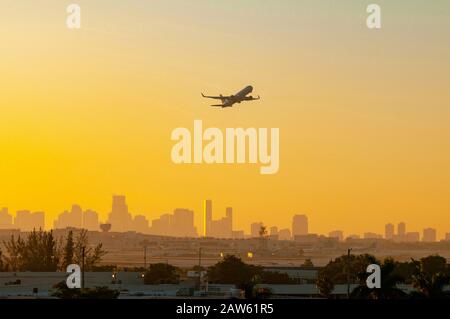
[
  {"left": 405, "top": 232, "right": 420, "bottom": 242},
  {"left": 202, "top": 200, "right": 232, "bottom": 238},
  {"left": 107, "top": 195, "right": 133, "bottom": 232},
  {"left": 385, "top": 223, "right": 395, "bottom": 240},
  {"left": 422, "top": 228, "right": 437, "bottom": 242},
  {"left": 292, "top": 215, "right": 308, "bottom": 237},
  {"left": 398, "top": 222, "right": 406, "bottom": 238},
  {"left": 328, "top": 230, "right": 344, "bottom": 241},
  {"left": 14, "top": 210, "right": 45, "bottom": 231},
  {"left": 363, "top": 232, "right": 382, "bottom": 239},
  {"left": 53, "top": 204, "right": 83, "bottom": 229},
  {"left": 150, "top": 209, "right": 196, "bottom": 237},
  {"left": 270, "top": 226, "right": 278, "bottom": 236},
  {"left": 133, "top": 215, "right": 150, "bottom": 234},
  {"left": 83, "top": 209, "right": 99, "bottom": 231},
  {"left": 347, "top": 234, "right": 360, "bottom": 239},
  {"left": 445, "top": 233, "right": 450, "bottom": 241},
  {"left": 172, "top": 208, "right": 196, "bottom": 237},
  {"left": 151, "top": 213, "right": 171, "bottom": 236},
  {"left": 278, "top": 228, "right": 291, "bottom": 240},
  {"left": 203, "top": 200, "right": 212, "bottom": 237},
  {"left": 251, "top": 222, "right": 264, "bottom": 238},
  {"left": 0, "top": 208, "right": 13, "bottom": 229},
  {"left": 232, "top": 230, "right": 245, "bottom": 239}
]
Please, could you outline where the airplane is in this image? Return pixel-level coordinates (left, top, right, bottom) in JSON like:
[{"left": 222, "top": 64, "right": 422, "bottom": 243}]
[{"left": 201, "top": 85, "right": 260, "bottom": 108}]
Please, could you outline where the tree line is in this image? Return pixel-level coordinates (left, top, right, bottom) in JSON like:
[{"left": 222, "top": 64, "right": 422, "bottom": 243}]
[{"left": 0, "top": 229, "right": 106, "bottom": 272}]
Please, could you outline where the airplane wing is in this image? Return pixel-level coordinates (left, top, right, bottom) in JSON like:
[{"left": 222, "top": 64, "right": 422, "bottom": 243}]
[
  {"left": 201, "top": 93, "right": 230, "bottom": 100},
  {"left": 243, "top": 95, "right": 260, "bottom": 101}
]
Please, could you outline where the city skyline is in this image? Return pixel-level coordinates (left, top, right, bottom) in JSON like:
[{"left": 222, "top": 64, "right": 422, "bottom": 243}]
[
  {"left": 0, "top": 196, "right": 448, "bottom": 241},
  {"left": 1, "top": 1, "right": 450, "bottom": 239}
]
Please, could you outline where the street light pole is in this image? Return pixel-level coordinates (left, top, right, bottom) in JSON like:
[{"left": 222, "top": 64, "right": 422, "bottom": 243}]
[
  {"left": 81, "top": 246, "right": 85, "bottom": 290},
  {"left": 347, "top": 248, "right": 352, "bottom": 299}
]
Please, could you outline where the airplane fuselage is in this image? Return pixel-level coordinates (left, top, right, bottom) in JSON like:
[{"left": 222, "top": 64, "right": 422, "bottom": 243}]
[
  {"left": 223, "top": 86, "right": 253, "bottom": 107},
  {"left": 202, "top": 85, "right": 259, "bottom": 108}
]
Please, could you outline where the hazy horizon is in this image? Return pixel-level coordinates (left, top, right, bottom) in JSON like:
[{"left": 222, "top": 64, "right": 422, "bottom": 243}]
[{"left": 1, "top": 1, "right": 450, "bottom": 237}]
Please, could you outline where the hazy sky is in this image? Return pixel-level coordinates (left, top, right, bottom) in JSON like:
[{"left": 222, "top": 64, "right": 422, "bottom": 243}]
[{"left": 1, "top": 0, "right": 450, "bottom": 237}]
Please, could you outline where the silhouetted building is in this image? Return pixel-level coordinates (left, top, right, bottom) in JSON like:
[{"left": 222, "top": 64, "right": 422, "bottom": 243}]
[
  {"left": 133, "top": 215, "right": 150, "bottom": 234},
  {"left": 251, "top": 222, "right": 264, "bottom": 237},
  {"left": 422, "top": 228, "right": 436, "bottom": 242},
  {"left": 54, "top": 204, "right": 83, "bottom": 229},
  {"left": 292, "top": 215, "right": 308, "bottom": 237},
  {"left": 0, "top": 207, "right": 13, "bottom": 229},
  {"left": 363, "top": 232, "right": 382, "bottom": 239},
  {"left": 329, "top": 230, "right": 344, "bottom": 241},
  {"left": 405, "top": 232, "right": 420, "bottom": 242},
  {"left": 385, "top": 223, "right": 395, "bottom": 240},
  {"left": 14, "top": 210, "right": 45, "bottom": 231},
  {"left": 203, "top": 200, "right": 212, "bottom": 237},
  {"left": 172, "top": 208, "right": 196, "bottom": 237},
  {"left": 445, "top": 233, "right": 450, "bottom": 241},
  {"left": 151, "top": 213, "right": 171, "bottom": 236},
  {"left": 232, "top": 230, "right": 245, "bottom": 239},
  {"left": 278, "top": 228, "right": 291, "bottom": 240},
  {"left": 83, "top": 209, "right": 99, "bottom": 231},
  {"left": 150, "top": 209, "right": 196, "bottom": 237},
  {"left": 398, "top": 222, "right": 406, "bottom": 238},
  {"left": 108, "top": 195, "right": 133, "bottom": 232}
]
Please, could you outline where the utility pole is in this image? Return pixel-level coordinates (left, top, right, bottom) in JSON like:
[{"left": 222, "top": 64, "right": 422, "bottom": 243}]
[
  {"left": 197, "top": 247, "right": 202, "bottom": 291},
  {"left": 81, "top": 246, "right": 85, "bottom": 290},
  {"left": 347, "top": 248, "right": 352, "bottom": 299},
  {"left": 144, "top": 245, "right": 147, "bottom": 269}
]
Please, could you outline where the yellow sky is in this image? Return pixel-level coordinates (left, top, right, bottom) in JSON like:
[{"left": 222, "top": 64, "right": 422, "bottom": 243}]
[{"left": 1, "top": 1, "right": 449, "bottom": 237}]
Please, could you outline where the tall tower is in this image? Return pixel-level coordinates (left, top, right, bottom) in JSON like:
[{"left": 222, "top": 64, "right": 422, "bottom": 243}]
[
  {"left": 108, "top": 195, "right": 132, "bottom": 232},
  {"left": 225, "top": 207, "right": 233, "bottom": 237},
  {"left": 385, "top": 223, "right": 395, "bottom": 240},
  {"left": 203, "top": 200, "right": 212, "bottom": 237},
  {"left": 292, "top": 214, "right": 308, "bottom": 237},
  {"left": 397, "top": 222, "right": 406, "bottom": 238}
]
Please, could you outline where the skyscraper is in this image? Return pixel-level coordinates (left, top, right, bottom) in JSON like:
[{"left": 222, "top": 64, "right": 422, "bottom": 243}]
[
  {"left": 422, "top": 228, "right": 437, "bottom": 242},
  {"left": 385, "top": 223, "right": 395, "bottom": 240},
  {"left": 292, "top": 214, "right": 308, "bottom": 237},
  {"left": 0, "top": 207, "right": 13, "bottom": 229},
  {"left": 54, "top": 204, "right": 83, "bottom": 229},
  {"left": 83, "top": 209, "right": 99, "bottom": 231},
  {"left": 15, "top": 210, "right": 45, "bottom": 231},
  {"left": 397, "top": 222, "right": 406, "bottom": 238},
  {"left": 203, "top": 199, "right": 212, "bottom": 237},
  {"left": 108, "top": 195, "right": 133, "bottom": 232}
]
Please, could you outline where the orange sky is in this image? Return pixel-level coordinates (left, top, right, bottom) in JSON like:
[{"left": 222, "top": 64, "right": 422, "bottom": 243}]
[{"left": 1, "top": 1, "right": 449, "bottom": 238}]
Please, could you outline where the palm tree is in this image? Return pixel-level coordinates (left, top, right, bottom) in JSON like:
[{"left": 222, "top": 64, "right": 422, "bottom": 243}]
[
  {"left": 351, "top": 258, "right": 407, "bottom": 299},
  {"left": 410, "top": 259, "right": 450, "bottom": 299}
]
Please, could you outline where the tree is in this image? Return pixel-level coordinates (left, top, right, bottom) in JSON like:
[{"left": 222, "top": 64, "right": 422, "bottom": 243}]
[
  {"left": 351, "top": 258, "right": 407, "bottom": 299},
  {"left": 410, "top": 257, "right": 450, "bottom": 299},
  {"left": 208, "top": 255, "right": 266, "bottom": 298},
  {"left": 302, "top": 259, "right": 314, "bottom": 267},
  {"left": 72, "top": 230, "right": 107, "bottom": 271},
  {"left": 51, "top": 281, "right": 119, "bottom": 299},
  {"left": 259, "top": 226, "right": 268, "bottom": 238},
  {"left": 63, "top": 230, "right": 74, "bottom": 269},
  {"left": 3, "top": 230, "right": 59, "bottom": 271},
  {"left": 144, "top": 263, "right": 180, "bottom": 284},
  {"left": 317, "top": 254, "right": 378, "bottom": 298},
  {"left": 2, "top": 229, "right": 106, "bottom": 272}
]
